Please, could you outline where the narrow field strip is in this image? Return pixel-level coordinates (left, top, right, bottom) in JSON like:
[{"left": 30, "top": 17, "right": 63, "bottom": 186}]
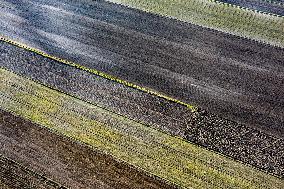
[
  {"left": 0, "top": 36, "right": 197, "bottom": 112},
  {"left": 263, "top": 0, "right": 284, "bottom": 5},
  {"left": 0, "top": 68, "right": 282, "bottom": 189},
  {"left": 107, "top": 0, "right": 284, "bottom": 48}
]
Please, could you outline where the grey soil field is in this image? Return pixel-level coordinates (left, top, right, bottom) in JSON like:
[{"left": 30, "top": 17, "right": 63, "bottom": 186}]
[
  {"left": 0, "top": 0, "right": 283, "bottom": 139},
  {"left": 0, "top": 109, "right": 178, "bottom": 189},
  {"left": 219, "top": 0, "right": 284, "bottom": 16},
  {"left": 1, "top": 41, "right": 283, "bottom": 177}
]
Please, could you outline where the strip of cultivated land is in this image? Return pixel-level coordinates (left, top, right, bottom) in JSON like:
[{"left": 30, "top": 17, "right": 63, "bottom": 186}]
[
  {"left": 0, "top": 68, "right": 283, "bottom": 189},
  {"left": 0, "top": 154, "right": 67, "bottom": 189},
  {"left": 0, "top": 109, "right": 177, "bottom": 189},
  {"left": 0, "top": 41, "right": 283, "bottom": 177},
  {"left": 218, "top": 0, "right": 284, "bottom": 16},
  {"left": 108, "top": 0, "right": 284, "bottom": 47},
  {"left": 0, "top": 0, "right": 283, "bottom": 138}
]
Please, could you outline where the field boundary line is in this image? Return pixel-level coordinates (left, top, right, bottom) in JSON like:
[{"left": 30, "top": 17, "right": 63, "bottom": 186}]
[{"left": 0, "top": 35, "right": 197, "bottom": 112}]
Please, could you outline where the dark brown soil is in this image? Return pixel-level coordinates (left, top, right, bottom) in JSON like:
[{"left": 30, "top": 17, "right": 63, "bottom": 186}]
[{"left": 0, "top": 109, "right": 178, "bottom": 189}]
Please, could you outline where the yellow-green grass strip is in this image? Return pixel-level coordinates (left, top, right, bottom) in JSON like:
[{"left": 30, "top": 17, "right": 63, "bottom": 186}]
[
  {"left": 0, "top": 68, "right": 283, "bottom": 189},
  {"left": 107, "top": 0, "right": 284, "bottom": 48},
  {"left": 0, "top": 35, "right": 197, "bottom": 112}
]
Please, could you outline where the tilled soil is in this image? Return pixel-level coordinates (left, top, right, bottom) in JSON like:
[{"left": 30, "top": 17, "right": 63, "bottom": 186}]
[
  {"left": 1, "top": 71, "right": 282, "bottom": 189},
  {"left": 186, "top": 110, "right": 284, "bottom": 177},
  {"left": 0, "top": 109, "right": 178, "bottom": 189}
]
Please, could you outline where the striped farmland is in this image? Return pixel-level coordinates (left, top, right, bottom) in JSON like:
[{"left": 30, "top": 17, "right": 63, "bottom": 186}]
[
  {"left": 108, "top": 0, "right": 284, "bottom": 47},
  {"left": 0, "top": 67, "right": 283, "bottom": 188}
]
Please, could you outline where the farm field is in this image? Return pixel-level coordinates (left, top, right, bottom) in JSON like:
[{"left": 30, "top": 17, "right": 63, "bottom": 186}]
[
  {"left": 108, "top": 0, "right": 284, "bottom": 47},
  {"left": 0, "top": 109, "right": 176, "bottom": 189},
  {"left": 0, "top": 0, "right": 283, "bottom": 138},
  {"left": 0, "top": 68, "right": 283, "bottom": 189},
  {"left": 0, "top": 0, "right": 283, "bottom": 188},
  {"left": 0, "top": 154, "right": 67, "bottom": 189},
  {"left": 0, "top": 40, "right": 283, "bottom": 177}
]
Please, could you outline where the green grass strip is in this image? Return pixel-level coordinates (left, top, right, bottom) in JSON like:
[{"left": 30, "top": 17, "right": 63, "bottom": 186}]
[
  {"left": 0, "top": 68, "right": 283, "bottom": 189},
  {"left": 0, "top": 36, "right": 197, "bottom": 112},
  {"left": 107, "top": 0, "right": 284, "bottom": 48}
]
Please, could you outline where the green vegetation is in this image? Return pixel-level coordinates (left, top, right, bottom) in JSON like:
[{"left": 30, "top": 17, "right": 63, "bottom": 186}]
[
  {"left": 0, "top": 68, "right": 283, "bottom": 189},
  {"left": 108, "top": 0, "right": 284, "bottom": 48}
]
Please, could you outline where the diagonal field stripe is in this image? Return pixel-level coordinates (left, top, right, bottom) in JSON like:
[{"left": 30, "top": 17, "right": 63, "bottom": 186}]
[
  {"left": 0, "top": 68, "right": 283, "bottom": 189},
  {"left": 0, "top": 109, "right": 178, "bottom": 189},
  {"left": 107, "top": 0, "right": 284, "bottom": 48},
  {"left": 0, "top": 36, "right": 197, "bottom": 112}
]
